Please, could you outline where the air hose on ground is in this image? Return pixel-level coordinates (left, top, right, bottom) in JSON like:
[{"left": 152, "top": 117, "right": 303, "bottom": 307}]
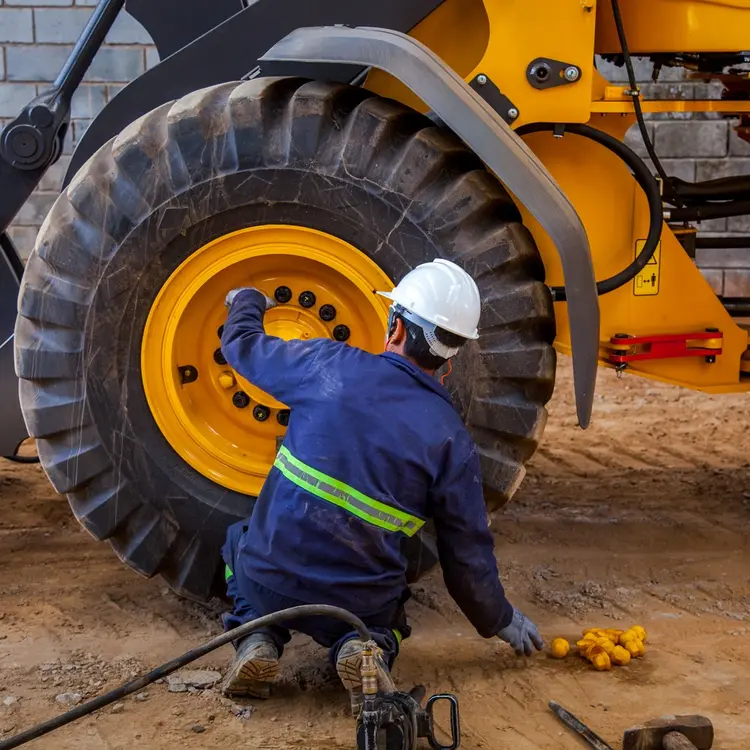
[
  {"left": 517, "top": 122, "right": 663, "bottom": 302},
  {"left": 0, "top": 605, "right": 372, "bottom": 750}
]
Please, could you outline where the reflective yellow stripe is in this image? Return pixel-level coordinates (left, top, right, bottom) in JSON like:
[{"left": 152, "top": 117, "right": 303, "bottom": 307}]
[
  {"left": 273, "top": 446, "right": 424, "bottom": 537},
  {"left": 393, "top": 629, "right": 403, "bottom": 645}
]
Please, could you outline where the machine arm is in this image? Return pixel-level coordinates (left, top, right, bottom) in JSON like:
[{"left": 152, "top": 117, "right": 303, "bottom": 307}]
[{"left": 0, "top": 0, "right": 126, "bottom": 236}]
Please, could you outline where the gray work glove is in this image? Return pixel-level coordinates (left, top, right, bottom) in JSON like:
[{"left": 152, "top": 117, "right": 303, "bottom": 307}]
[
  {"left": 225, "top": 287, "right": 277, "bottom": 310},
  {"left": 497, "top": 607, "right": 544, "bottom": 656}
]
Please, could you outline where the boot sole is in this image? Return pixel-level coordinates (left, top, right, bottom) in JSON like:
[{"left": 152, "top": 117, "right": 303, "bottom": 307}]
[
  {"left": 336, "top": 647, "right": 364, "bottom": 718},
  {"left": 222, "top": 655, "right": 280, "bottom": 699}
]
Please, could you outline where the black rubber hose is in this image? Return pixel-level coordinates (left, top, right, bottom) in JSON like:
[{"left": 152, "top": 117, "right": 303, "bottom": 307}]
[
  {"left": 3, "top": 455, "right": 40, "bottom": 464},
  {"left": 516, "top": 122, "right": 663, "bottom": 301},
  {"left": 0, "top": 605, "right": 371, "bottom": 750},
  {"left": 609, "top": 0, "right": 671, "bottom": 186},
  {"left": 668, "top": 200, "right": 750, "bottom": 222},
  {"left": 664, "top": 174, "right": 750, "bottom": 204}
]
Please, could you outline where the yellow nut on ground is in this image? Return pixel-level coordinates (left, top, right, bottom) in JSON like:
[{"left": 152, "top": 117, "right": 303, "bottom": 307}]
[
  {"left": 593, "top": 637, "right": 616, "bottom": 655},
  {"left": 624, "top": 639, "right": 645, "bottom": 657},
  {"left": 611, "top": 645, "right": 631, "bottom": 666},
  {"left": 619, "top": 629, "right": 639, "bottom": 646},
  {"left": 632, "top": 625, "right": 647, "bottom": 643},
  {"left": 551, "top": 638, "right": 570, "bottom": 659},
  {"left": 591, "top": 652, "right": 612, "bottom": 671},
  {"left": 605, "top": 629, "right": 624, "bottom": 641}
]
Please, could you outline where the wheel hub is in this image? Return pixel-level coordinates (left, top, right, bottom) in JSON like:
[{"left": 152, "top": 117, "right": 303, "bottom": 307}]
[{"left": 142, "top": 225, "right": 392, "bottom": 496}]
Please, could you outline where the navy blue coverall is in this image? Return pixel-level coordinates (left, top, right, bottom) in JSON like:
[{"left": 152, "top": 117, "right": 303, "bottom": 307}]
[{"left": 220, "top": 289, "right": 514, "bottom": 665}]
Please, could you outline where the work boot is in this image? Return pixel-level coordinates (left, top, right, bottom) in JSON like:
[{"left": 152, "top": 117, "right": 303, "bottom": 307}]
[
  {"left": 222, "top": 634, "right": 280, "bottom": 699},
  {"left": 335, "top": 639, "right": 394, "bottom": 718}
]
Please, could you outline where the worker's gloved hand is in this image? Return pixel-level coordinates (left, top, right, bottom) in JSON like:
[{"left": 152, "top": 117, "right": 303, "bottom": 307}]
[
  {"left": 225, "top": 288, "right": 277, "bottom": 310},
  {"left": 497, "top": 608, "right": 544, "bottom": 656}
]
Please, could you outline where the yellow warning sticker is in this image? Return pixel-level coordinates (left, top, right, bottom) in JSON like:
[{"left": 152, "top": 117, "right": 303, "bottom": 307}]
[{"left": 633, "top": 239, "right": 661, "bottom": 296}]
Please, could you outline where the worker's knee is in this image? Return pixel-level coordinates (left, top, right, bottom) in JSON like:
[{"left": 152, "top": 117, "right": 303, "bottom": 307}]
[{"left": 221, "top": 519, "right": 250, "bottom": 571}]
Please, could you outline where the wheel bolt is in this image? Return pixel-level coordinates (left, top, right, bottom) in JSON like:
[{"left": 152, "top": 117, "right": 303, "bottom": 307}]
[
  {"left": 218, "top": 371, "right": 235, "bottom": 390},
  {"left": 253, "top": 404, "right": 271, "bottom": 422},
  {"left": 299, "top": 290, "right": 316, "bottom": 308},
  {"left": 319, "top": 304, "right": 336, "bottom": 322},
  {"left": 277, "top": 409, "right": 290, "bottom": 427},
  {"left": 214, "top": 348, "right": 227, "bottom": 365},
  {"left": 217, "top": 324, "right": 224, "bottom": 339},
  {"left": 275, "top": 286, "right": 292, "bottom": 304},
  {"left": 232, "top": 391, "right": 250, "bottom": 409},
  {"left": 333, "top": 324, "right": 350, "bottom": 342}
]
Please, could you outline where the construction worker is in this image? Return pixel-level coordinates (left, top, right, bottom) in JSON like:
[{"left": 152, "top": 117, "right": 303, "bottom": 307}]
[{"left": 219, "top": 258, "right": 543, "bottom": 710}]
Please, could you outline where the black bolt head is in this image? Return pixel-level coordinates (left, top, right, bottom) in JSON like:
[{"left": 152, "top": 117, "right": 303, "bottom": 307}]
[
  {"left": 213, "top": 348, "right": 227, "bottom": 365},
  {"left": 232, "top": 391, "right": 250, "bottom": 409},
  {"left": 253, "top": 405, "right": 271, "bottom": 422},
  {"left": 277, "top": 410, "right": 290, "bottom": 427},
  {"left": 299, "top": 291, "right": 316, "bottom": 308},
  {"left": 275, "top": 286, "right": 292, "bottom": 304},
  {"left": 319, "top": 304, "right": 336, "bottom": 322},
  {"left": 333, "top": 324, "right": 350, "bottom": 342}
]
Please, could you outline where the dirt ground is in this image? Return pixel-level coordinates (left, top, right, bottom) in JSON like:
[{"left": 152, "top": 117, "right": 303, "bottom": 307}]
[{"left": 1, "top": 360, "right": 749, "bottom": 750}]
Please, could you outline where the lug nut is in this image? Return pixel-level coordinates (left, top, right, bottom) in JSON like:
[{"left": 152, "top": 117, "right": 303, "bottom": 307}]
[
  {"left": 253, "top": 404, "right": 271, "bottom": 422},
  {"left": 277, "top": 409, "right": 290, "bottom": 427},
  {"left": 299, "top": 290, "right": 316, "bottom": 308},
  {"left": 275, "top": 286, "right": 292, "bottom": 304},
  {"left": 319, "top": 304, "right": 336, "bottom": 322},
  {"left": 218, "top": 371, "right": 236, "bottom": 390},
  {"left": 333, "top": 324, "right": 350, "bottom": 342},
  {"left": 217, "top": 324, "right": 224, "bottom": 339},
  {"left": 232, "top": 391, "right": 250, "bottom": 409},
  {"left": 213, "top": 348, "right": 227, "bottom": 365}
]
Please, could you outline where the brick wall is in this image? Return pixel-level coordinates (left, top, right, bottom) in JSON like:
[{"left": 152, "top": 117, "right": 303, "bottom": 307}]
[
  {"left": 0, "top": 0, "right": 156, "bottom": 256},
  {"left": 1, "top": 10, "right": 748, "bottom": 296}
]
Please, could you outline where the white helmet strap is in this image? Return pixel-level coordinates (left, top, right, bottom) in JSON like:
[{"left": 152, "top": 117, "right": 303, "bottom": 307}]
[{"left": 388, "top": 304, "right": 462, "bottom": 360}]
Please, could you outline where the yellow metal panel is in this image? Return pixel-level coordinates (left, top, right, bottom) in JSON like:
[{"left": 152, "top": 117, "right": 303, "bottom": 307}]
[
  {"left": 517, "top": 115, "right": 750, "bottom": 393},
  {"left": 473, "top": 0, "right": 598, "bottom": 126},
  {"left": 365, "top": 0, "right": 489, "bottom": 111},
  {"left": 596, "top": 0, "right": 750, "bottom": 53}
]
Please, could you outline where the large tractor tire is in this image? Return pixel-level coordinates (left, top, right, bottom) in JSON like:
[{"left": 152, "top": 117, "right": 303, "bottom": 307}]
[{"left": 15, "top": 78, "right": 555, "bottom": 600}]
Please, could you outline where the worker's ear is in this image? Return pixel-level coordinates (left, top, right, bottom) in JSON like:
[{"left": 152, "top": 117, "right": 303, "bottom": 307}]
[{"left": 385, "top": 317, "right": 407, "bottom": 350}]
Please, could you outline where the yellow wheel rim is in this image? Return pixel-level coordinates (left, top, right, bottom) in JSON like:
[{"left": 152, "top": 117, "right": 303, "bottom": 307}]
[{"left": 141, "top": 225, "right": 392, "bottom": 496}]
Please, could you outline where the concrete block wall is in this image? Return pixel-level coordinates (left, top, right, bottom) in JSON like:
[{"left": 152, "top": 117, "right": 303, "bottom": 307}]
[
  {"left": 0, "top": 1, "right": 156, "bottom": 257},
  {"left": 597, "top": 57, "right": 750, "bottom": 297},
  {"left": 1, "top": 12, "right": 748, "bottom": 296}
]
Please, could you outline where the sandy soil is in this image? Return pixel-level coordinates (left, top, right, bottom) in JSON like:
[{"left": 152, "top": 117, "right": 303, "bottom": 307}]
[{"left": 1, "top": 360, "right": 749, "bottom": 750}]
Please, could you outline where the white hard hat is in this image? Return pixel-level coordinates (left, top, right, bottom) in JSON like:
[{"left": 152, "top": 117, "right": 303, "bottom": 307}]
[{"left": 377, "top": 259, "right": 481, "bottom": 341}]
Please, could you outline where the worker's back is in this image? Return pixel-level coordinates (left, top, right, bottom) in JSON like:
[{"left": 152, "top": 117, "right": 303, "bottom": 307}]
[{"left": 234, "top": 336, "right": 475, "bottom": 617}]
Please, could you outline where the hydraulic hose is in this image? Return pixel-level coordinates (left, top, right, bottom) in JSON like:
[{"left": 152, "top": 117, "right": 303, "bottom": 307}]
[
  {"left": 516, "top": 122, "right": 663, "bottom": 302},
  {"left": 0, "top": 605, "right": 371, "bottom": 750},
  {"left": 609, "top": 0, "right": 672, "bottom": 187}
]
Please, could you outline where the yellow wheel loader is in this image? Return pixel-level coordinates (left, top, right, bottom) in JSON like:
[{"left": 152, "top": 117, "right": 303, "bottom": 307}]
[{"left": 1, "top": 0, "right": 748, "bottom": 599}]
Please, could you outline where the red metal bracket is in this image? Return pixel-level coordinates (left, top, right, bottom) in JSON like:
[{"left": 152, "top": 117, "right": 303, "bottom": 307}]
[{"left": 604, "top": 330, "right": 723, "bottom": 365}]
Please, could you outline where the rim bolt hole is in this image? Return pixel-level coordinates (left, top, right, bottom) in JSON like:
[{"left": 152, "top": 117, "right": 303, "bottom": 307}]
[
  {"left": 299, "top": 291, "right": 316, "bottom": 308},
  {"left": 217, "top": 324, "right": 224, "bottom": 339},
  {"left": 275, "top": 286, "right": 292, "bottom": 304},
  {"left": 277, "top": 409, "right": 290, "bottom": 427},
  {"left": 213, "top": 348, "right": 227, "bottom": 365},
  {"left": 253, "top": 405, "right": 271, "bottom": 422},
  {"left": 232, "top": 391, "right": 250, "bottom": 409},
  {"left": 319, "top": 304, "right": 336, "bottom": 322},
  {"left": 333, "top": 324, "right": 350, "bottom": 342}
]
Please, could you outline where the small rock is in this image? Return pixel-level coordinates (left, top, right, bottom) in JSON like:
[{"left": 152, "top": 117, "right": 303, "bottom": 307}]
[
  {"left": 270, "top": 716, "right": 278, "bottom": 722},
  {"left": 191, "top": 724, "right": 206, "bottom": 734},
  {"left": 171, "top": 708, "right": 184, "bottom": 717},
  {"left": 56, "top": 693, "right": 82, "bottom": 707},
  {"left": 134, "top": 692, "right": 149, "bottom": 702},
  {"left": 207, "top": 714, "right": 216, "bottom": 722},
  {"left": 2, "top": 697, "right": 19, "bottom": 708},
  {"left": 110, "top": 703, "right": 125, "bottom": 715},
  {"left": 307, "top": 721, "right": 313, "bottom": 728},
  {"left": 167, "top": 670, "right": 221, "bottom": 692}
]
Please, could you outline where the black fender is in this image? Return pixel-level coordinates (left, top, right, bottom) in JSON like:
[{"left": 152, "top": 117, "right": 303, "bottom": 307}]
[{"left": 261, "top": 26, "right": 599, "bottom": 427}]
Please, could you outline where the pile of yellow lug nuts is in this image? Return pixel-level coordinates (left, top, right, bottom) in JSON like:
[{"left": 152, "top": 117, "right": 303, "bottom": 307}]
[{"left": 550, "top": 626, "right": 647, "bottom": 671}]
